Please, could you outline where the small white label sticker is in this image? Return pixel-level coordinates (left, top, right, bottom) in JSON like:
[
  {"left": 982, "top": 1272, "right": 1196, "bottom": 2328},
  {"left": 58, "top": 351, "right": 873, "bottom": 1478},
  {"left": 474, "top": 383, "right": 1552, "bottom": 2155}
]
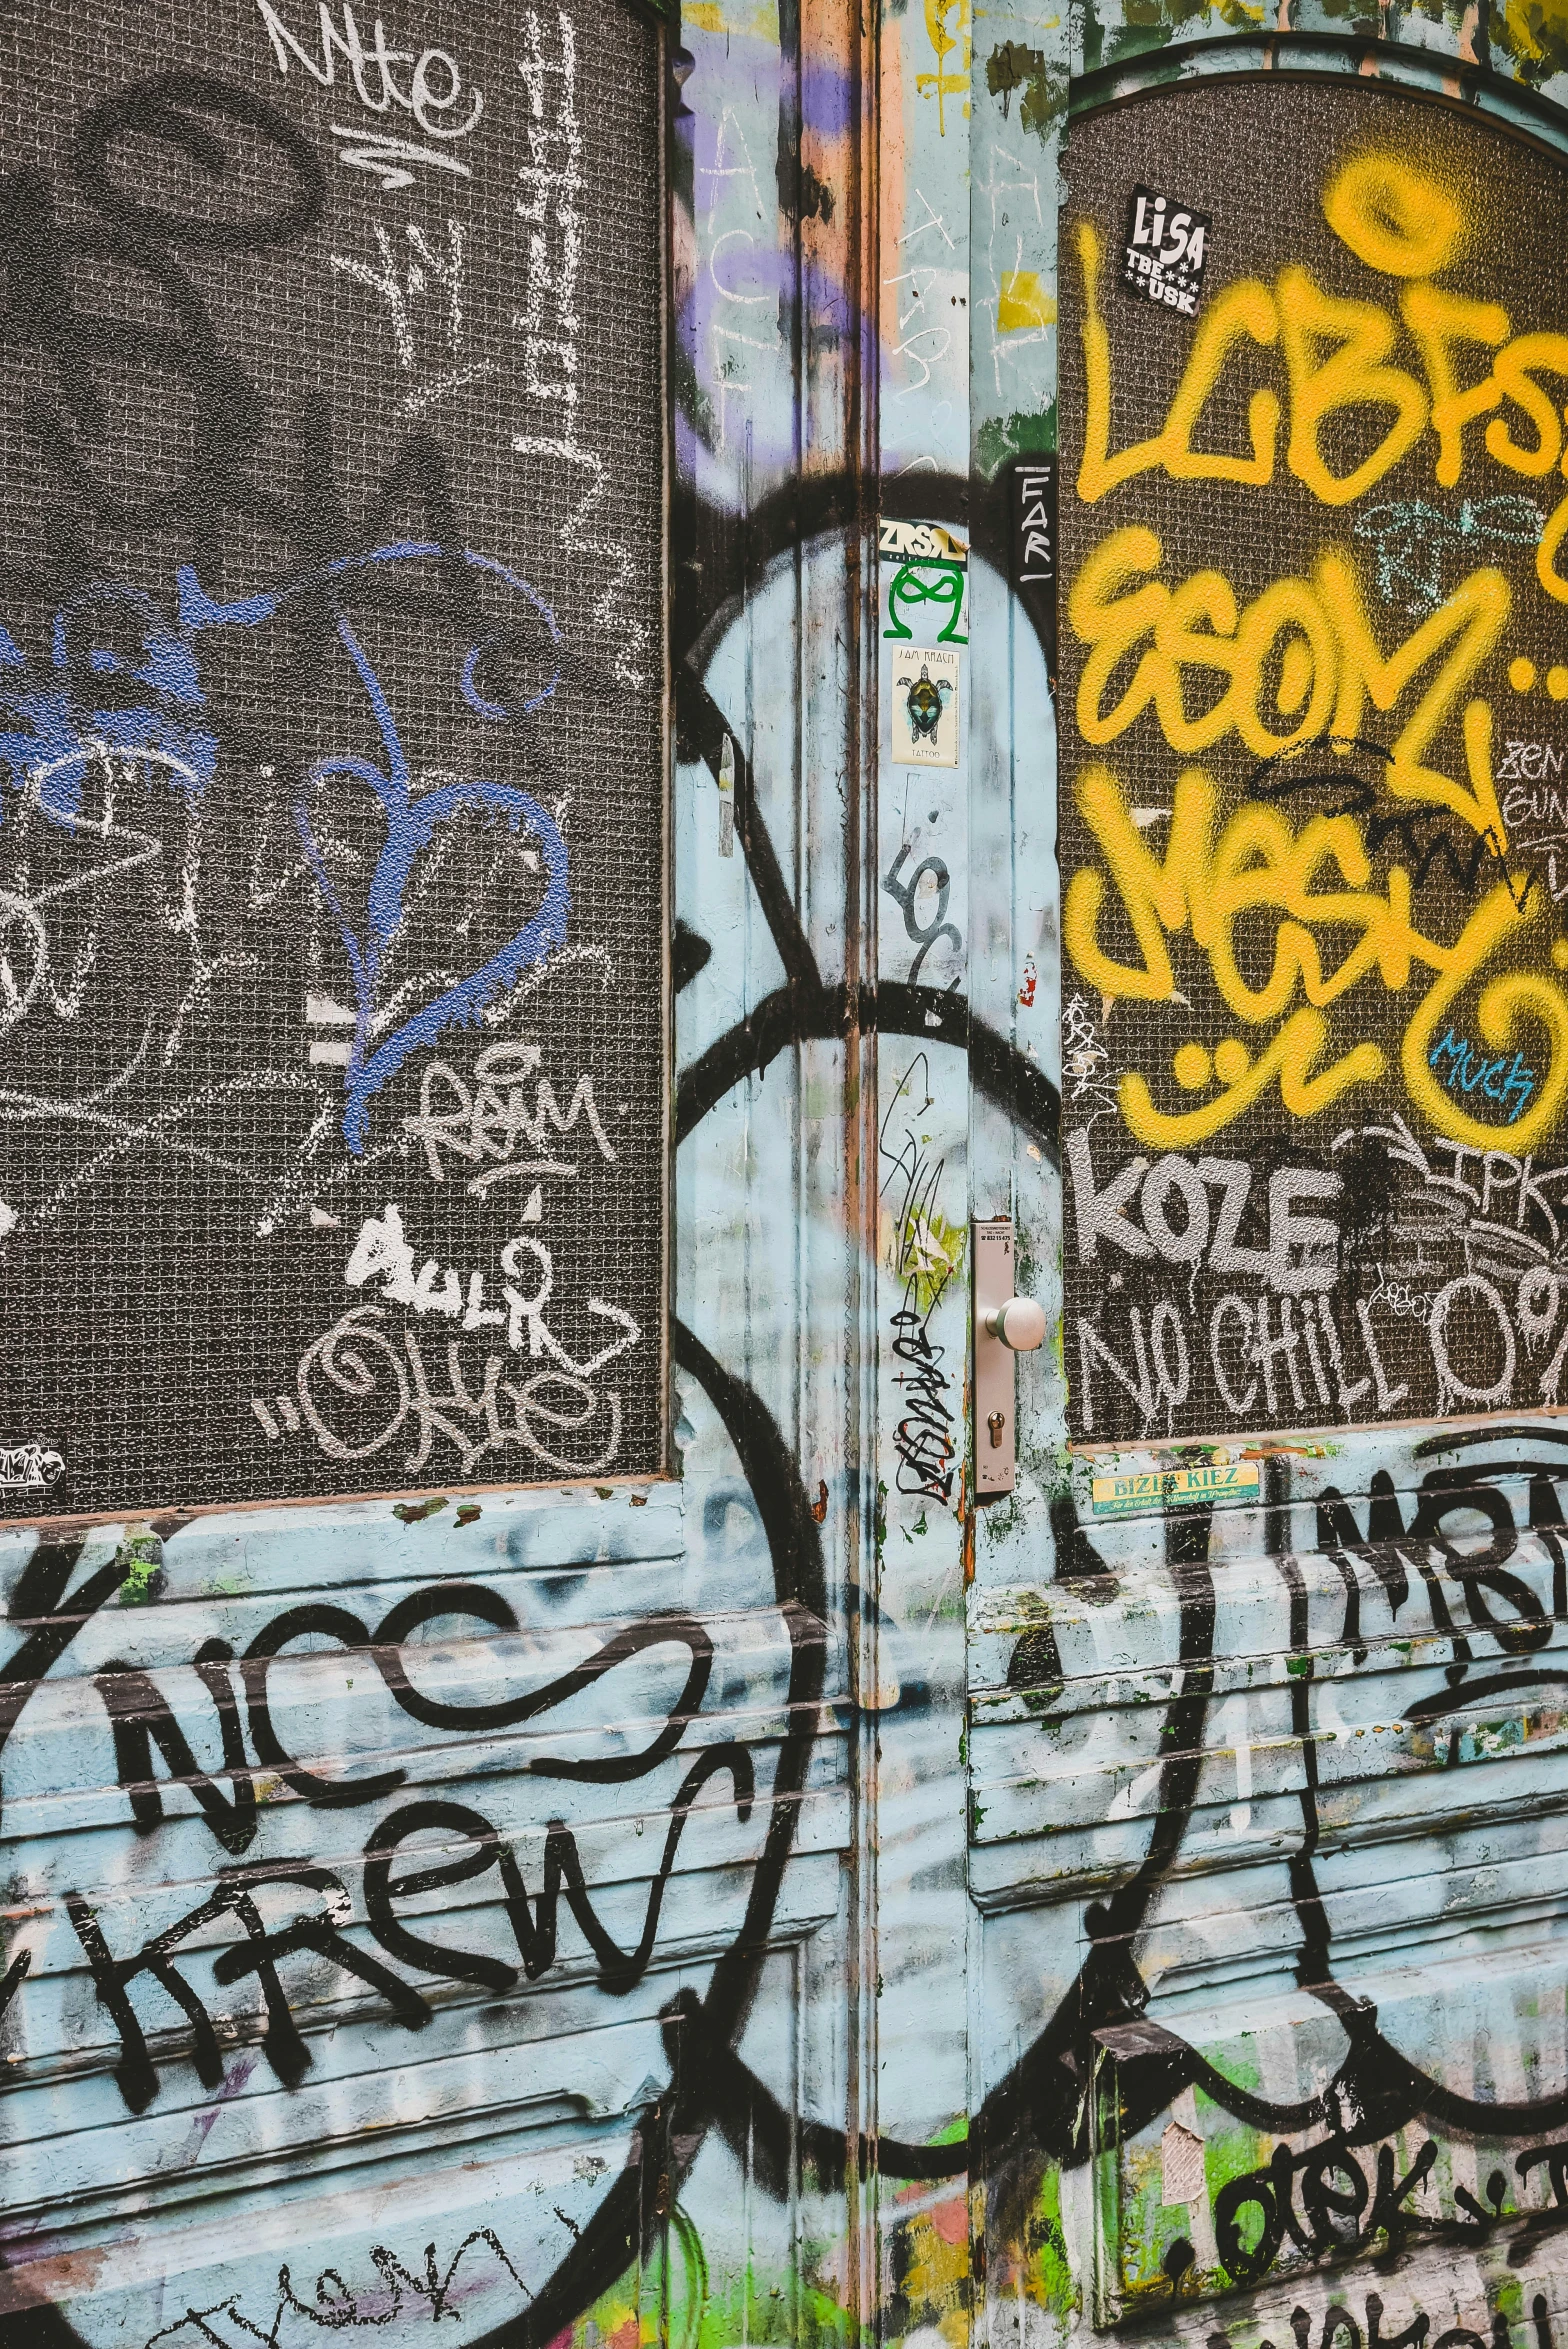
[{"left": 1161, "top": 2120, "right": 1206, "bottom": 2207}]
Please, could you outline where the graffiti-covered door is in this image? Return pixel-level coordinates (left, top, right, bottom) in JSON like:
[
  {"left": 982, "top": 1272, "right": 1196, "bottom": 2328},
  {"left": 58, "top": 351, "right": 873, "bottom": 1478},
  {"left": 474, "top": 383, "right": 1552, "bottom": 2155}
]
[
  {"left": 0, "top": 0, "right": 877, "bottom": 2338},
  {"left": 25, "top": 1, "right": 1568, "bottom": 2347},
  {"left": 972, "top": 41, "right": 1568, "bottom": 2349}
]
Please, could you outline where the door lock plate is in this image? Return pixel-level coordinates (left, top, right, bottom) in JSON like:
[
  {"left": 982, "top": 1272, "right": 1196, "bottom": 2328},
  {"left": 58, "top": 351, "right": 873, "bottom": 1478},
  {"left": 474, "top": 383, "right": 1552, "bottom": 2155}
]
[{"left": 974, "top": 1217, "right": 1018, "bottom": 1495}]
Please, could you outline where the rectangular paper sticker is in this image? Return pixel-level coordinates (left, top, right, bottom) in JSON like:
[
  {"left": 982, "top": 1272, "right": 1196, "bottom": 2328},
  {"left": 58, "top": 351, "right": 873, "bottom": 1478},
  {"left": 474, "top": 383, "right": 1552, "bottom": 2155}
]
[
  {"left": 1011, "top": 455, "right": 1057, "bottom": 688},
  {"left": 1120, "top": 182, "right": 1210, "bottom": 317},
  {"left": 890, "top": 642, "right": 961, "bottom": 767},
  {"left": 878, "top": 520, "right": 968, "bottom": 565},
  {"left": 1091, "top": 1462, "right": 1260, "bottom": 1516}
]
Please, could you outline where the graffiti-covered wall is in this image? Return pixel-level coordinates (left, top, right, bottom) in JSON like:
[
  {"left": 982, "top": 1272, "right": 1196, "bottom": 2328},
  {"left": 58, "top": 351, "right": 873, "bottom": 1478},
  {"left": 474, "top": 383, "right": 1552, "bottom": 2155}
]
[
  {"left": 16, "top": 1, "right": 1568, "bottom": 2348},
  {"left": 0, "top": 0, "right": 868, "bottom": 2339}
]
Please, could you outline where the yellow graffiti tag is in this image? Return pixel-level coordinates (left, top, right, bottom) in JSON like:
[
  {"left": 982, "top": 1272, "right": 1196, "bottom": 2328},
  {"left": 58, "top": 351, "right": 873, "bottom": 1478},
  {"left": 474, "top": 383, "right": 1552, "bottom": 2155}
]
[
  {"left": 1321, "top": 152, "right": 1465, "bottom": 279},
  {"left": 916, "top": 0, "right": 970, "bottom": 134},
  {"left": 1067, "top": 527, "right": 1508, "bottom": 842},
  {"left": 1063, "top": 762, "right": 1568, "bottom": 1149},
  {"left": 1071, "top": 147, "right": 1568, "bottom": 604}
]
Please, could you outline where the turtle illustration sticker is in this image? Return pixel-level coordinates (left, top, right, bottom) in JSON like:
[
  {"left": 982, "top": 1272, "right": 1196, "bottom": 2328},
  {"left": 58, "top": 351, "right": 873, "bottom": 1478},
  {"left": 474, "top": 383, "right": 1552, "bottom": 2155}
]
[{"left": 890, "top": 644, "right": 961, "bottom": 767}]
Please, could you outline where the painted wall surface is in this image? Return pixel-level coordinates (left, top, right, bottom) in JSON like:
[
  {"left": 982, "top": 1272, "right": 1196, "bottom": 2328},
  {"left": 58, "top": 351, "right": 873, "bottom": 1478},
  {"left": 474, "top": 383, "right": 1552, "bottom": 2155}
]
[{"left": 11, "top": 3, "right": 1568, "bottom": 2349}]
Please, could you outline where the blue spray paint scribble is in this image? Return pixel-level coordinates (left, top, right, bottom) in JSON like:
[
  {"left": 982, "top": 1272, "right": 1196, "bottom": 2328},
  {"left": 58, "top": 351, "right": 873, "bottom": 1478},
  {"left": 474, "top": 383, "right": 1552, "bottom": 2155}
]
[
  {"left": 0, "top": 544, "right": 570, "bottom": 1151},
  {"left": 0, "top": 584, "right": 218, "bottom": 816},
  {"left": 1428, "top": 1025, "right": 1536, "bottom": 1123},
  {"left": 1354, "top": 496, "right": 1545, "bottom": 615}
]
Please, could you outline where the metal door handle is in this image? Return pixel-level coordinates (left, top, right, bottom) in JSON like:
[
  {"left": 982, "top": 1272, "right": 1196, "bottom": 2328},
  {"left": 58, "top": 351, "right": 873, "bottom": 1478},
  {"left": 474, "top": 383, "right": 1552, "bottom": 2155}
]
[
  {"left": 982, "top": 1296, "right": 1046, "bottom": 1352},
  {"left": 974, "top": 1218, "right": 1049, "bottom": 1496}
]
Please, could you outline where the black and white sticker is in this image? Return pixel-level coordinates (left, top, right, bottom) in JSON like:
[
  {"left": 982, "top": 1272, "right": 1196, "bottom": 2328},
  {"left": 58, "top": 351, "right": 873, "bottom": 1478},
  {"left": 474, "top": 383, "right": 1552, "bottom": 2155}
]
[
  {"left": 1010, "top": 456, "right": 1057, "bottom": 690},
  {"left": 1121, "top": 183, "right": 1210, "bottom": 319}
]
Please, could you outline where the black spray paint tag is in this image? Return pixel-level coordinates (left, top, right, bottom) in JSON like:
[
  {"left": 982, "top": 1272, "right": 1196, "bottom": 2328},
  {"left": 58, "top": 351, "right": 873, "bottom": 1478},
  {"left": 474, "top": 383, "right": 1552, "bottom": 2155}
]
[
  {"left": 1010, "top": 455, "right": 1057, "bottom": 689},
  {"left": 1120, "top": 183, "right": 1210, "bottom": 318}
]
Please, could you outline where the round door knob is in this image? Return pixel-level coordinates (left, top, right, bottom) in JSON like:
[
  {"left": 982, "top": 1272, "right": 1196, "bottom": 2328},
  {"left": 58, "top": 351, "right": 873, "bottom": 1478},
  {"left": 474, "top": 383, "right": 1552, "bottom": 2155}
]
[{"left": 984, "top": 1296, "right": 1047, "bottom": 1352}]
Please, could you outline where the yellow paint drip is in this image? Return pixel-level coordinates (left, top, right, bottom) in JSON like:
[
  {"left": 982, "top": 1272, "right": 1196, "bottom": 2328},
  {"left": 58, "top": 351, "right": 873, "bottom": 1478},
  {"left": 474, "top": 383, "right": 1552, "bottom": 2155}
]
[{"left": 997, "top": 272, "right": 1057, "bottom": 334}]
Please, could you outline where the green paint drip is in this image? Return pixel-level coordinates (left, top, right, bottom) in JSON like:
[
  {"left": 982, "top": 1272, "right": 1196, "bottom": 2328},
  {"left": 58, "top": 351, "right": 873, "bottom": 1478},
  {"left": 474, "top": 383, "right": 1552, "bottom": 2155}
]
[
  {"left": 984, "top": 41, "right": 1064, "bottom": 139},
  {"left": 393, "top": 1495, "right": 448, "bottom": 1524},
  {"left": 117, "top": 1537, "right": 162, "bottom": 1606},
  {"left": 976, "top": 404, "right": 1056, "bottom": 483},
  {"left": 1029, "top": 2165, "right": 1079, "bottom": 2320}
]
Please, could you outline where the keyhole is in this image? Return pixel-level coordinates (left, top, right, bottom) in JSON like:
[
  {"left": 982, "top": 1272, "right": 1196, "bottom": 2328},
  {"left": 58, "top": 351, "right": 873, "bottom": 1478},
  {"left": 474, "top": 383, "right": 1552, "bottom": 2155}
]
[{"left": 988, "top": 1411, "right": 1005, "bottom": 1449}]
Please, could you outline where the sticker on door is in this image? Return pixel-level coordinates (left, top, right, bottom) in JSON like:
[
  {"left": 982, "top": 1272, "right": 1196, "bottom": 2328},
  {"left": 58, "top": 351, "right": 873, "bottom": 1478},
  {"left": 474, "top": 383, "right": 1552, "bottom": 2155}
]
[{"left": 891, "top": 644, "right": 961, "bottom": 766}]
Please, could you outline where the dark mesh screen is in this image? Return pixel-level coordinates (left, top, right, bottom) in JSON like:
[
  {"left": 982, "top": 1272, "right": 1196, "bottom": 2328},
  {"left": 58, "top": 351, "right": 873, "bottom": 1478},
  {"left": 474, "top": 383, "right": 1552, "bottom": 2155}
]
[
  {"left": 0, "top": 0, "right": 666, "bottom": 1513},
  {"left": 1059, "top": 82, "right": 1568, "bottom": 1446}
]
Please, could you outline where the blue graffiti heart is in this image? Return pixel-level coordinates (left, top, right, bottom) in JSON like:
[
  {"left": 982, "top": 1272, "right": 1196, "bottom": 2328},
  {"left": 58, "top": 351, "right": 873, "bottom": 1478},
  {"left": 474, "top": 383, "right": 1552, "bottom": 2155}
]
[
  {"left": 178, "top": 547, "right": 572, "bottom": 1152},
  {"left": 294, "top": 756, "right": 570, "bottom": 1152}
]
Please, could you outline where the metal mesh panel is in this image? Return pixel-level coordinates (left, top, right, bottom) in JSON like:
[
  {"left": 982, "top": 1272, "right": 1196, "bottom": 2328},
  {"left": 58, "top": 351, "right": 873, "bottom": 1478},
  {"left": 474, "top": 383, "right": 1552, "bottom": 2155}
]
[
  {"left": 0, "top": 0, "right": 666, "bottom": 1513},
  {"left": 1059, "top": 81, "right": 1568, "bottom": 1446}
]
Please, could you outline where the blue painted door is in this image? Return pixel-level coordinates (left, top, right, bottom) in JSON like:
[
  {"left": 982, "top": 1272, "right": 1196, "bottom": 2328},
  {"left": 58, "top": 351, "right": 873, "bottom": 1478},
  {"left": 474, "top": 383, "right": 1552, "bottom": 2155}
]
[
  {"left": 12, "top": 5, "right": 1568, "bottom": 2349},
  {"left": 970, "top": 22, "right": 1568, "bottom": 2349}
]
